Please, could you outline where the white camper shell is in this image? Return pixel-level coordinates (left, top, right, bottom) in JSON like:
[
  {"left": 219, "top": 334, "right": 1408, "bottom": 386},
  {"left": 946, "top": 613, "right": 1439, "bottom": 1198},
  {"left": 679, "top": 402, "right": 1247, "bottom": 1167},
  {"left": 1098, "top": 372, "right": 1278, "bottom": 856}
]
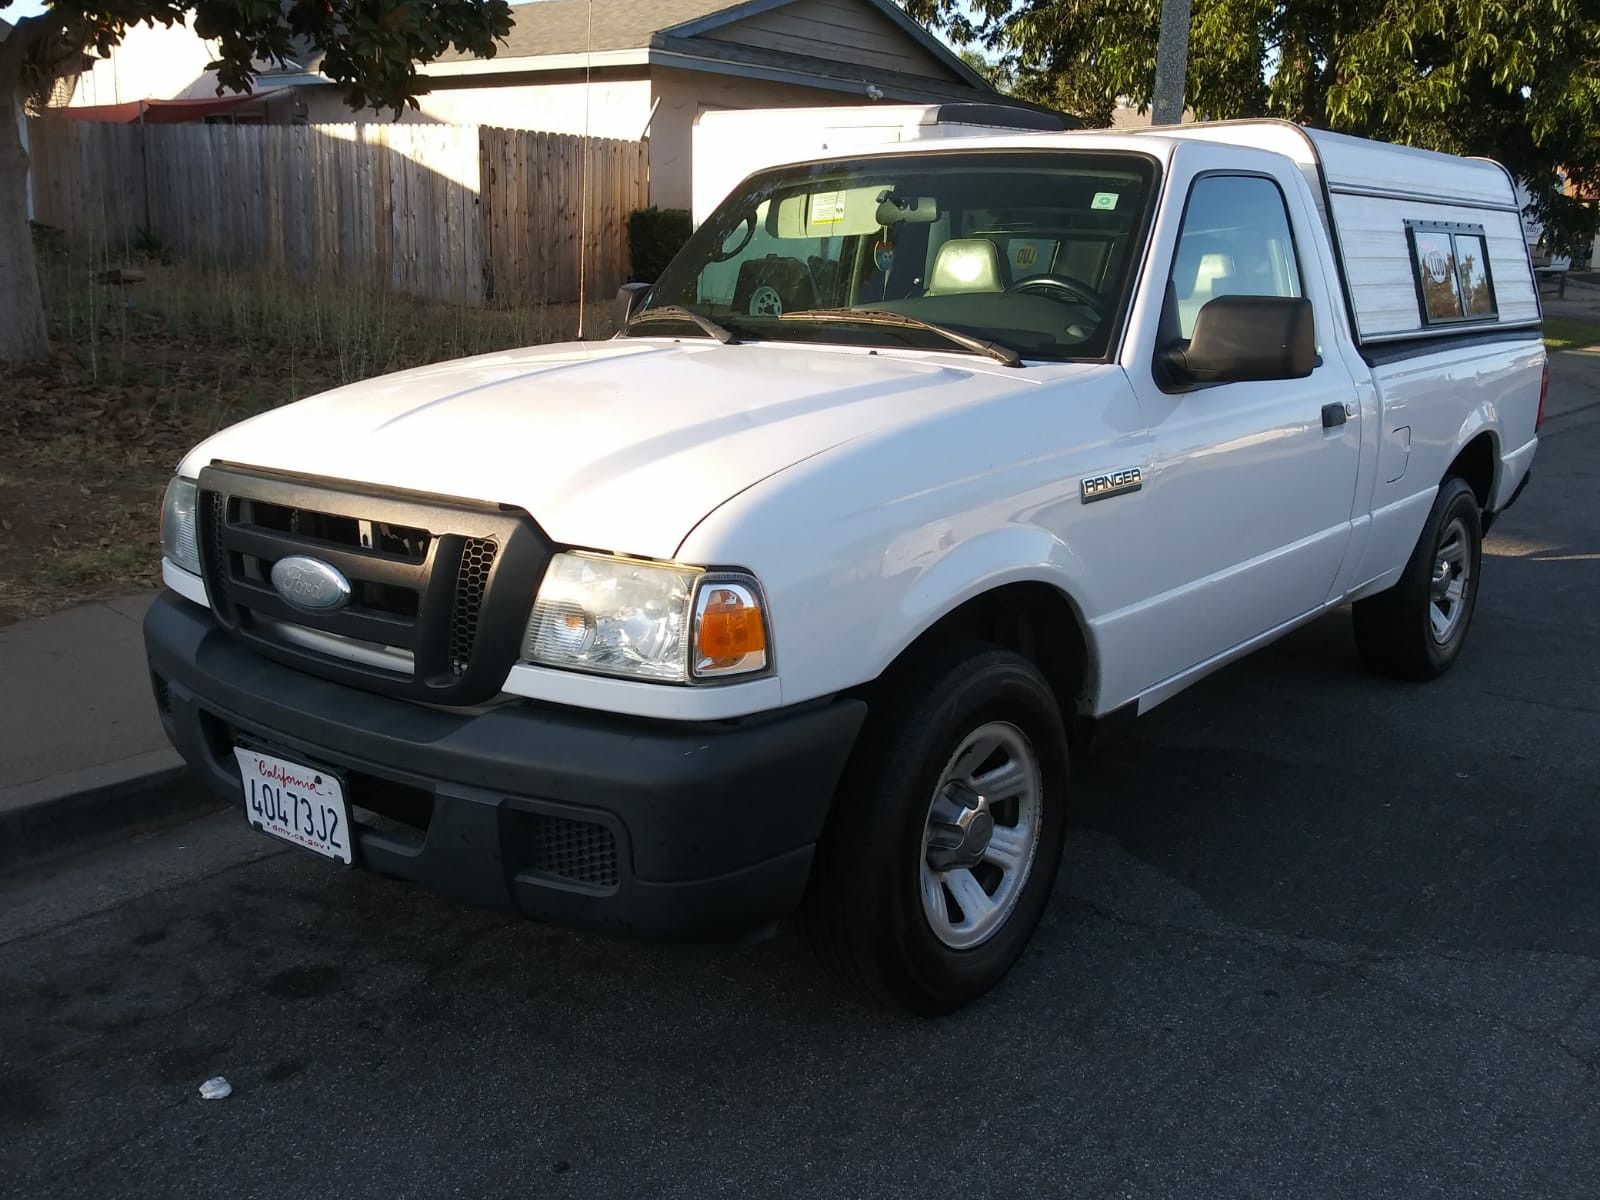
[
  {"left": 1155, "top": 122, "right": 1539, "bottom": 344},
  {"left": 691, "top": 102, "right": 1077, "bottom": 226}
]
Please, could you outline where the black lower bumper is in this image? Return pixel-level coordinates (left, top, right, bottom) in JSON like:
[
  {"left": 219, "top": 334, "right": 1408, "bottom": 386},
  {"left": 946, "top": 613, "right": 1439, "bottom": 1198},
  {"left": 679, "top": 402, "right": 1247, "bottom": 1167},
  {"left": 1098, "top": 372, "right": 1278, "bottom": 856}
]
[{"left": 144, "top": 593, "right": 865, "bottom": 939}]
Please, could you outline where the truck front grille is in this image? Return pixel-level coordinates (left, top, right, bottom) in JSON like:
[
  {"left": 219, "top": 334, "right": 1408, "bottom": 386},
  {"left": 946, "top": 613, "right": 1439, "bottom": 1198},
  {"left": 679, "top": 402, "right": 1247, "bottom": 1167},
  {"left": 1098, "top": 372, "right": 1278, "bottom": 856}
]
[
  {"left": 197, "top": 464, "right": 549, "bottom": 706},
  {"left": 450, "top": 537, "right": 498, "bottom": 676}
]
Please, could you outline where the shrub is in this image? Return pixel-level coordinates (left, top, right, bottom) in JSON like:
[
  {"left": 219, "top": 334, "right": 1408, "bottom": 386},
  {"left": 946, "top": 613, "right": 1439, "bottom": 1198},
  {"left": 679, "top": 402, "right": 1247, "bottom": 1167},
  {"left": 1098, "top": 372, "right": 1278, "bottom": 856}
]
[
  {"left": 29, "top": 221, "right": 65, "bottom": 256},
  {"left": 627, "top": 207, "right": 693, "bottom": 283}
]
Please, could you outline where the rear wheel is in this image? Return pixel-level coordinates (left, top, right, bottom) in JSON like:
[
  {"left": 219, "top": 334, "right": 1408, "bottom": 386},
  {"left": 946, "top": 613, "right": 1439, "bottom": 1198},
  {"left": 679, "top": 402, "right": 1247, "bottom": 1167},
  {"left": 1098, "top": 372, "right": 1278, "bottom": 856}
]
[
  {"left": 803, "top": 642, "right": 1069, "bottom": 1014},
  {"left": 1352, "top": 476, "right": 1483, "bottom": 680}
]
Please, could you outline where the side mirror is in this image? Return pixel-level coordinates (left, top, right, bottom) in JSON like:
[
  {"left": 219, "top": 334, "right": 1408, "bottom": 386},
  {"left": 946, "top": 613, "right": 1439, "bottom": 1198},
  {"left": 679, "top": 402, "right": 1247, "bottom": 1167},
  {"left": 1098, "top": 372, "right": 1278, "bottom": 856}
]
[
  {"left": 615, "top": 282, "right": 650, "bottom": 327},
  {"left": 1161, "top": 295, "right": 1316, "bottom": 385}
]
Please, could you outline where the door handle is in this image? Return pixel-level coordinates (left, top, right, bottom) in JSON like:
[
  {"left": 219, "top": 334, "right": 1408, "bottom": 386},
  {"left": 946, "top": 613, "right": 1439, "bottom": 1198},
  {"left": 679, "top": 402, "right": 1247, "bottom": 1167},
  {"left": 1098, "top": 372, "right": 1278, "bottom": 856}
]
[{"left": 1321, "top": 402, "right": 1348, "bottom": 429}]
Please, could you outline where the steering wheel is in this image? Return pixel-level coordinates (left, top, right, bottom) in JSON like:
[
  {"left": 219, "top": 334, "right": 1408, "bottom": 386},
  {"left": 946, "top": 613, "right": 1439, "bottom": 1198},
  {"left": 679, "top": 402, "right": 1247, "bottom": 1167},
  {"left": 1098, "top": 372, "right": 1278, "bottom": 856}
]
[{"left": 1009, "top": 274, "right": 1106, "bottom": 317}]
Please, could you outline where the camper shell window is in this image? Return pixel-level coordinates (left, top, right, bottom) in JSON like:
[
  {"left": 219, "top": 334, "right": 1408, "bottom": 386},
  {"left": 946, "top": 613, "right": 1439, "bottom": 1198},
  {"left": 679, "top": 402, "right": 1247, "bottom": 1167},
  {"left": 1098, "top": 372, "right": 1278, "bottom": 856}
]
[{"left": 1405, "top": 220, "right": 1498, "bottom": 326}]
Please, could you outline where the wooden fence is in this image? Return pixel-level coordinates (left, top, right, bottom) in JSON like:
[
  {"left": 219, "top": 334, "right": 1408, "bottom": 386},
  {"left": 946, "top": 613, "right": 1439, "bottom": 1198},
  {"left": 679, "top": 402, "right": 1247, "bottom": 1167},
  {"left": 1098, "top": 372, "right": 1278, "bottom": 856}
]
[{"left": 26, "top": 119, "right": 650, "bottom": 305}]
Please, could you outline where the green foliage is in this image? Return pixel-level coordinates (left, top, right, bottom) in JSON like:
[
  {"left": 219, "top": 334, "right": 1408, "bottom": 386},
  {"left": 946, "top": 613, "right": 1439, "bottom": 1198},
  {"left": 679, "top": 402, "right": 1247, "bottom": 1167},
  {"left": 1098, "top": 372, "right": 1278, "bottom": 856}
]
[
  {"left": 627, "top": 207, "right": 693, "bottom": 283},
  {"left": 29, "top": 221, "right": 65, "bottom": 255},
  {"left": 2, "top": 0, "right": 514, "bottom": 116},
  {"left": 908, "top": 0, "right": 1600, "bottom": 252},
  {"left": 958, "top": 46, "right": 1015, "bottom": 92},
  {"left": 130, "top": 225, "right": 169, "bottom": 262}
]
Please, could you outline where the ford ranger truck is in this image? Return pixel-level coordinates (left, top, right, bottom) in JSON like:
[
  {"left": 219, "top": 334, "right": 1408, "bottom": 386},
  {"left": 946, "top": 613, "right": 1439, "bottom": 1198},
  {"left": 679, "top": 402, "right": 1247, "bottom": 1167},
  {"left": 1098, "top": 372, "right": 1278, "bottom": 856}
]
[{"left": 145, "top": 122, "right": 1544, "bottom": 1013}]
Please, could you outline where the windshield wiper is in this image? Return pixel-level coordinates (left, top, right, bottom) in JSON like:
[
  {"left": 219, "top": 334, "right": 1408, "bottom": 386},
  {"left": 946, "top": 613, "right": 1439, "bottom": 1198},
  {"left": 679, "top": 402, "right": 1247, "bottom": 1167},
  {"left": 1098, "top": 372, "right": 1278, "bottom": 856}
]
[
  {"left": 625, "top": 305, "right": 739, "bottom": 345},
  {"left": 779, "top": 308, "right": 1022, "bottom": 368}
]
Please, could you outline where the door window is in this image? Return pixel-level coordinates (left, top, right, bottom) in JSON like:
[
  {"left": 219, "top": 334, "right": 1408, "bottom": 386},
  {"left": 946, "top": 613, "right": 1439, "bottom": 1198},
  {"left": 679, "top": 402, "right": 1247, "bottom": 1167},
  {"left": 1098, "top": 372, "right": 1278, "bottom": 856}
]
[{"left": 1167, "top": 176, "right": 1304, "bottom": 339}]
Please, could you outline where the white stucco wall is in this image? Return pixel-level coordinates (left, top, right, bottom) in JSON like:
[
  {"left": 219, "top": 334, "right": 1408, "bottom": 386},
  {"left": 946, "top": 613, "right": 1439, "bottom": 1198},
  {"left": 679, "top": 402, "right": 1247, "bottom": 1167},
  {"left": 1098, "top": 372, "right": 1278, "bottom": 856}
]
[
  {"left": 69, "top": 19, "right": 221, "bottom": 105},
  {"left": 297, "top": 76, "right": 655, "bottom": 143},
  {"left": 648, "top": 68, "right": 864, "bottom": 209}
]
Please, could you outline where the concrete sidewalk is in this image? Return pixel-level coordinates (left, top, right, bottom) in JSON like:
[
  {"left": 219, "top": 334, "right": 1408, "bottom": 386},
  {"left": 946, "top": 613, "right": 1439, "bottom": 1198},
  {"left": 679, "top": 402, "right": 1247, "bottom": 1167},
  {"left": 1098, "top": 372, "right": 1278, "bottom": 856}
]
[{"left": 0, "top": 591, "right": 206, "bottom": 866}]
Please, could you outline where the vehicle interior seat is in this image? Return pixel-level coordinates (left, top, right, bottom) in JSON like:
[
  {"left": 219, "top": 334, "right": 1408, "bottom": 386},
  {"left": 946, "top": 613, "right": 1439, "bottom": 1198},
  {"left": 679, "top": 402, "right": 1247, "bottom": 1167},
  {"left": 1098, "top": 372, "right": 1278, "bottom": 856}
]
[
  {"left": 925, "top": 238, "right": 1012, "bottom": 296},
  {"left": 1172, "top": 234, "right": 1238, "bottom": 333}
]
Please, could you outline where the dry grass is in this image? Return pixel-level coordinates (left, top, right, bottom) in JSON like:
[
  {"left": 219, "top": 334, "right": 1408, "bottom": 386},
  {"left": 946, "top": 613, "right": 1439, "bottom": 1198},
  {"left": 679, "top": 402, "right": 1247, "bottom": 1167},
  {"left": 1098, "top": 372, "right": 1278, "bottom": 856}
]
[{"left": 0, "top": 239, "right": 613, "bottom": 625}]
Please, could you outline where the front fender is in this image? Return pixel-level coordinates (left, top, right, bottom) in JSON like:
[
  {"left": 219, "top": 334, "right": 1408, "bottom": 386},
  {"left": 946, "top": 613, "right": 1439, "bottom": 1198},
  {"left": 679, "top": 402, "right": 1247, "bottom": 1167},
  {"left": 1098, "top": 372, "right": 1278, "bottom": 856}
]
[
  {"left": 676, "top": 359, "right": 1140, "bottom": 714},
  {"left": 878, "top": 522, "right": 1098, "bottom": 676}
]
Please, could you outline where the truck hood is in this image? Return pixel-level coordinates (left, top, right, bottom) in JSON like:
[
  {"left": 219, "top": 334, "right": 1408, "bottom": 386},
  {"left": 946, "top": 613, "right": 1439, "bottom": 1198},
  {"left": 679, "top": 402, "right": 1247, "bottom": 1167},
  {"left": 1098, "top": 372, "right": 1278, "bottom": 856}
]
[{"left": 181, "top": 338, "right": 1095, "bottom": 559}]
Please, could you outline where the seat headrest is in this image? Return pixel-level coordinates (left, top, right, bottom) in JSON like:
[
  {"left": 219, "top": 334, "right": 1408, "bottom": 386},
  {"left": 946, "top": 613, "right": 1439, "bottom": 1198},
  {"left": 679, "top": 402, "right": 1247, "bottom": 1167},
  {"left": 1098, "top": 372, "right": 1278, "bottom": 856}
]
[
  {"left": 927, "top": 239, "right": 1011, "bottom": 296},
  {"left": 1172, "top": 235, "right": 1231, "bottom": 300}
]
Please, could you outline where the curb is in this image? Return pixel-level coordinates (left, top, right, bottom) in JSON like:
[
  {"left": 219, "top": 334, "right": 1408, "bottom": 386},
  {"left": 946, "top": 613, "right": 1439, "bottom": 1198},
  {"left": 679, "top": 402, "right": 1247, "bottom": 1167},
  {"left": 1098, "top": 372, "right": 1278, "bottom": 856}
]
[{"left": 0, "top": 751, "right": 224, "bottom": 870}]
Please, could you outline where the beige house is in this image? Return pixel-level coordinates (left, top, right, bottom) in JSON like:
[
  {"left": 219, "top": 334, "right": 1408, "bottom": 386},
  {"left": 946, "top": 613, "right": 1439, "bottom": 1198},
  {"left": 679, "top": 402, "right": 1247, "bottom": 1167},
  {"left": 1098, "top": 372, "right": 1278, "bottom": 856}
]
[{"left": 59, "top": 0, "right": 1000, "bottom": 209}]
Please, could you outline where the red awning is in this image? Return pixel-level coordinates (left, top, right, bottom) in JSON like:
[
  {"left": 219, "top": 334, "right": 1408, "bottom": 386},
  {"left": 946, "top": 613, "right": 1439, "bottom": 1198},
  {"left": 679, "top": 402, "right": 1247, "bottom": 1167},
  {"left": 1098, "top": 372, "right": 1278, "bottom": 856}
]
[{"left": 56, "top": 95, "right": 264, "bottom": 123}]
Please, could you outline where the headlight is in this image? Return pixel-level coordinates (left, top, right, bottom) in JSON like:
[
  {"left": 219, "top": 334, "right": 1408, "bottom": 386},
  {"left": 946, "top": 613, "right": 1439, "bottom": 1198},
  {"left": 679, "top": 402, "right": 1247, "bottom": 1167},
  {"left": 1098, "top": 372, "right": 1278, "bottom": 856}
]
[
  {"left": 522, "top": 552, "right": 768, "bottom": 683},
  {"left": 161, "top": 476, "right": 201, "bottom": 575}
]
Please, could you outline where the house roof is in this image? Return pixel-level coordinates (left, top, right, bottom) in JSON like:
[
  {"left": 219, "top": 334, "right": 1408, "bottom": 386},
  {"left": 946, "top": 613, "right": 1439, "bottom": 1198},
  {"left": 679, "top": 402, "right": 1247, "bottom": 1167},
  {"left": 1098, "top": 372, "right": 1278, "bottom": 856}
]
[
  {"left": 484, "top": 0, "right": 752, "bottom": 56},
  {"left": 432, "top": 0, "right": 993, "bottom": 95}
]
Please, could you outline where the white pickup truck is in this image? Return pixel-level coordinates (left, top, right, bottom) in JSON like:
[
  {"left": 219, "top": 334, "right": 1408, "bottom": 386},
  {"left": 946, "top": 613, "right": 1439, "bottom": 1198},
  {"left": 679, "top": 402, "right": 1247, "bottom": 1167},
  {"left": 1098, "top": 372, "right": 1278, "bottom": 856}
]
[{"left": 146, "top": 120, "right": 1545, "bottom": 1013}]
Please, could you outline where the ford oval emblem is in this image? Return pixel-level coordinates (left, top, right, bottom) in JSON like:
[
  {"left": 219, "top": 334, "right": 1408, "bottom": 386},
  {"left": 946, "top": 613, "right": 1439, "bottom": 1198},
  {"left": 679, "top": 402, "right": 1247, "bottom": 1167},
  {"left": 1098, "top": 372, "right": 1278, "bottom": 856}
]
[{"left": 270, "top": 556, "right": 352, "bottom": 614}]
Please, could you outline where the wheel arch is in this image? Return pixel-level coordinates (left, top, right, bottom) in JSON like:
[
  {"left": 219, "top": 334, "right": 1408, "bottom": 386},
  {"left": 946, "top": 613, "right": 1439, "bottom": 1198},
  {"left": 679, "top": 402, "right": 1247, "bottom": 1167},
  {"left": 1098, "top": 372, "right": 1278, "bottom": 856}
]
[
  {"left": 1446, "top": 428, "right": 1499, "bottom": 511},
  {"left": 870, "top": 576, "right": 1098, "bottom": 726}
]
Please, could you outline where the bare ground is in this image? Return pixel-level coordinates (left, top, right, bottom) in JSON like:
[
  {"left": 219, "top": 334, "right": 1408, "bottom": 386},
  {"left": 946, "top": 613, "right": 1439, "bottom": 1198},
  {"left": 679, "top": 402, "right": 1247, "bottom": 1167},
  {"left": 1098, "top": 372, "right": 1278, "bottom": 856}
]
[{"left": 0, "top": 252, "right": 606, "bottom": 625}]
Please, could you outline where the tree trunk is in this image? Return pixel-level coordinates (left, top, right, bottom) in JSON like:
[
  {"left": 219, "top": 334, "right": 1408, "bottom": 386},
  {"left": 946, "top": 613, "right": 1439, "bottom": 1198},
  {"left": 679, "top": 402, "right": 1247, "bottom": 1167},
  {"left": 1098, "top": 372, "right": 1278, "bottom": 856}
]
[{"left": 0, "top": 50, "right": 51, "bottom": 365}]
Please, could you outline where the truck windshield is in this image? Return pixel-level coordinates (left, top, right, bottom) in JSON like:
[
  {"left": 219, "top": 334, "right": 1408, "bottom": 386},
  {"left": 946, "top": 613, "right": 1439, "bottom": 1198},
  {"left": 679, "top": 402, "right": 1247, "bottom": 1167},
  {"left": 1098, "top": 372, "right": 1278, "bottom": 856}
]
[{"left": 636, "top": 150, "right": 1158, "bottom": 362}]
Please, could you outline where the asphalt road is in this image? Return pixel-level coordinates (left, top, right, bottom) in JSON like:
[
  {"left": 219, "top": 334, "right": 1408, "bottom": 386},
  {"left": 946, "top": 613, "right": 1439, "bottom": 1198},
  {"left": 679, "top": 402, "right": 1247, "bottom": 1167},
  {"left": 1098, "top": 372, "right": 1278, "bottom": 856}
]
[{"left": 4, "top": 353, "right": 1598, "bottom": 1199}]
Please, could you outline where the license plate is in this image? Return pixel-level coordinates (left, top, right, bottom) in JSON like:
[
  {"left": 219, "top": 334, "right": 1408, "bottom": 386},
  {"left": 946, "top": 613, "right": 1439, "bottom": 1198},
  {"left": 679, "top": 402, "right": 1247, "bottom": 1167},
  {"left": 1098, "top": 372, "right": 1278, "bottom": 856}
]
[{"left": 234, "top": 747, "right": 352, "bottom": 864}]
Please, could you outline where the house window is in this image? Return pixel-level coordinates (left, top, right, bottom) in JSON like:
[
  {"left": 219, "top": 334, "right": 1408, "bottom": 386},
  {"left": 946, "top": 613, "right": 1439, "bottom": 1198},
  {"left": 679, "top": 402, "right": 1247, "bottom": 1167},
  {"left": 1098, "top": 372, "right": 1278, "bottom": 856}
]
[{"left": 1407, "top": 220, "right": 1498, "bottom": 325}]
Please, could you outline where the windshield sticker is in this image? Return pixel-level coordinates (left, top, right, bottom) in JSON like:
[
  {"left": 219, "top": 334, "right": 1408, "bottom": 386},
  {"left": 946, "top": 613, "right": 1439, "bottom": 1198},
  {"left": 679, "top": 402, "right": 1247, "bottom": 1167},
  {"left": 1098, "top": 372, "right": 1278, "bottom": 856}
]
[
  {"left": 1091, "top": 191, "right": 1119, "bottom": 211},
  {"left": 810, "top": 190, "right": 847, "bottom": 225}
]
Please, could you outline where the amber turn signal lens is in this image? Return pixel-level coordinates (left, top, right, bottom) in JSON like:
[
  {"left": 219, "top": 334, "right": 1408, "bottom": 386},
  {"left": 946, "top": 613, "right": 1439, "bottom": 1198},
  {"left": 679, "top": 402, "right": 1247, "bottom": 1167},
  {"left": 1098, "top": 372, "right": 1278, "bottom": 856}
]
[{"left": 693, "top": 582, "right": 768, "bottom": 677}]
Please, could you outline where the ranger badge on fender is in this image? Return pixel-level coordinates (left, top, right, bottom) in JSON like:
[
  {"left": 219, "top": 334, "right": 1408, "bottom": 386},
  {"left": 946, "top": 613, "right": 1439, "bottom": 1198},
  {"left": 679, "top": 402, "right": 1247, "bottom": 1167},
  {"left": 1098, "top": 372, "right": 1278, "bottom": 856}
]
[{"left": 1080, "top": 467, "right": 1143, "bottom": 504}]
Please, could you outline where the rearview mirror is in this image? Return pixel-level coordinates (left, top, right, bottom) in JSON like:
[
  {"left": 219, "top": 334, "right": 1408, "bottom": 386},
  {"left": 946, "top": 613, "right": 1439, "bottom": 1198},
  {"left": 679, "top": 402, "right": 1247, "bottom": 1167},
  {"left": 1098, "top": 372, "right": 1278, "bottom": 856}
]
[
  {"left": 615, "top": 282, "right": 650, "bottom": 326},
  {"left": 1161, "top": 295, "right": 1316, "bottom": 385}
]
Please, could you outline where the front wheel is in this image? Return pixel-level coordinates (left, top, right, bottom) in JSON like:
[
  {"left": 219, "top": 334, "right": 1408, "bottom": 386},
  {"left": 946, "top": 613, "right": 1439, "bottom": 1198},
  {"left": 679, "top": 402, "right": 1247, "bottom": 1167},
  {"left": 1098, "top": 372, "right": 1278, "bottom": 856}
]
[
  {"left": 802, "top": 642, "right": 1069, "bottom": 1014},
  {"left": 1352, "top": 475, "right": 1483, "bottom": 680}
]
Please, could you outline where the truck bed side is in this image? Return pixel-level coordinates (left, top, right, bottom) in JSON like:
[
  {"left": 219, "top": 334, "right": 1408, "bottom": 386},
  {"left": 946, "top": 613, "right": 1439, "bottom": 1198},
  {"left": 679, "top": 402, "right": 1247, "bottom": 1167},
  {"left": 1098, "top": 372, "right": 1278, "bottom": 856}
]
[{"left": 1350, "top": 335, "right": 1544, "bottom": 598}]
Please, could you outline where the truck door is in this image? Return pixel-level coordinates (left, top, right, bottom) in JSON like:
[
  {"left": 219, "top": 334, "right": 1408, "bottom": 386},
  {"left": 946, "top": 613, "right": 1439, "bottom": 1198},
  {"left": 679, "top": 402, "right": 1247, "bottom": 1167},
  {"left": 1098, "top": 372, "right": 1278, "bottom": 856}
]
[{"left": 1115, "top": 151, "right": 1363, "bottom": 694}]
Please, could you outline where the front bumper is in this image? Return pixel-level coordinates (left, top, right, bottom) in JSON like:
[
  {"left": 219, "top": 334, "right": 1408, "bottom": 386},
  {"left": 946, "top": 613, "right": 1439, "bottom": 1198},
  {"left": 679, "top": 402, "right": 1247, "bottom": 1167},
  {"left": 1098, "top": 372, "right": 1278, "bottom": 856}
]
[{"left": 144, "top": 593, "right": 865, "bottom": 939}]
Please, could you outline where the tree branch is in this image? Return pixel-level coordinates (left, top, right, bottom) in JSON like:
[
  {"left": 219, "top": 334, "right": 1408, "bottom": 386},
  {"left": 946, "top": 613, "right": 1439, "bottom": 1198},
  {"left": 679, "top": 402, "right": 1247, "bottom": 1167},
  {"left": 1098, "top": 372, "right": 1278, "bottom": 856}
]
[{"left": 0, "top": 13, "right": 47, "bottom": 69}]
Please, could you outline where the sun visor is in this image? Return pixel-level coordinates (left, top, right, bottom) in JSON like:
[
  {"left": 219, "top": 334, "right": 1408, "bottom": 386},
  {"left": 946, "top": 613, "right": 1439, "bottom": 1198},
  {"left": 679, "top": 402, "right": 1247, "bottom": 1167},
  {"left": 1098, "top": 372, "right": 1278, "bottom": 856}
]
[{"left": 768, "top": 186, "right": 937, "bottom": 237}]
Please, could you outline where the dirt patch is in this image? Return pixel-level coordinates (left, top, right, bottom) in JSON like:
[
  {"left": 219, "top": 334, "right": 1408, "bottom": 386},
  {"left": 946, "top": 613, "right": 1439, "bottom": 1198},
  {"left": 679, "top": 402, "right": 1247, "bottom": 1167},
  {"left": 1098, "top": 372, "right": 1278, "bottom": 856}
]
[
  {"left": 0, "top": 254, "right": 609, "bottom": 626},
  {"left": 0, "top": 350, "right": 319, "bottom": 624}
]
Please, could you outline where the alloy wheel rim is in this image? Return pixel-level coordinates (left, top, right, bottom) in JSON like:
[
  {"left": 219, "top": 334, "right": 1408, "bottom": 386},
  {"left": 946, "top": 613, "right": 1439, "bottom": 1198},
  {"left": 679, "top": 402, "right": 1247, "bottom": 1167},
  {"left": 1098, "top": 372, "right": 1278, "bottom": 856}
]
[
  {"left": 919, "top": 721, "right": 1042, "bottom": 950},
  {"left": 1429, "top": 517, "right": 1472, "bottom": 645}
]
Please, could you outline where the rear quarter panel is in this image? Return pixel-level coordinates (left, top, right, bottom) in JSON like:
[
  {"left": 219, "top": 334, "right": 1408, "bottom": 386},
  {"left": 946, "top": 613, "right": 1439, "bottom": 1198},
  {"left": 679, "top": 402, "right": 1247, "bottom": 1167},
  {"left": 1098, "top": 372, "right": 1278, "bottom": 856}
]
[{"left": 1352, "top": 336, "right": 1544, "bottom": 593}]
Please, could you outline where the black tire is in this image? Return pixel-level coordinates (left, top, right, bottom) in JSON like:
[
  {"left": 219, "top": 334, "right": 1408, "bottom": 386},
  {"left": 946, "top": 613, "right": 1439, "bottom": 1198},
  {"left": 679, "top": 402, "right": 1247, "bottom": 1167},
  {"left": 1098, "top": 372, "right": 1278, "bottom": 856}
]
[
  {"left": 802, "top": 641, "right": 1070, "bottom": 1015},
  {"left": 1352, "top": 476, "right": 1483, "bottom": 680}
]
